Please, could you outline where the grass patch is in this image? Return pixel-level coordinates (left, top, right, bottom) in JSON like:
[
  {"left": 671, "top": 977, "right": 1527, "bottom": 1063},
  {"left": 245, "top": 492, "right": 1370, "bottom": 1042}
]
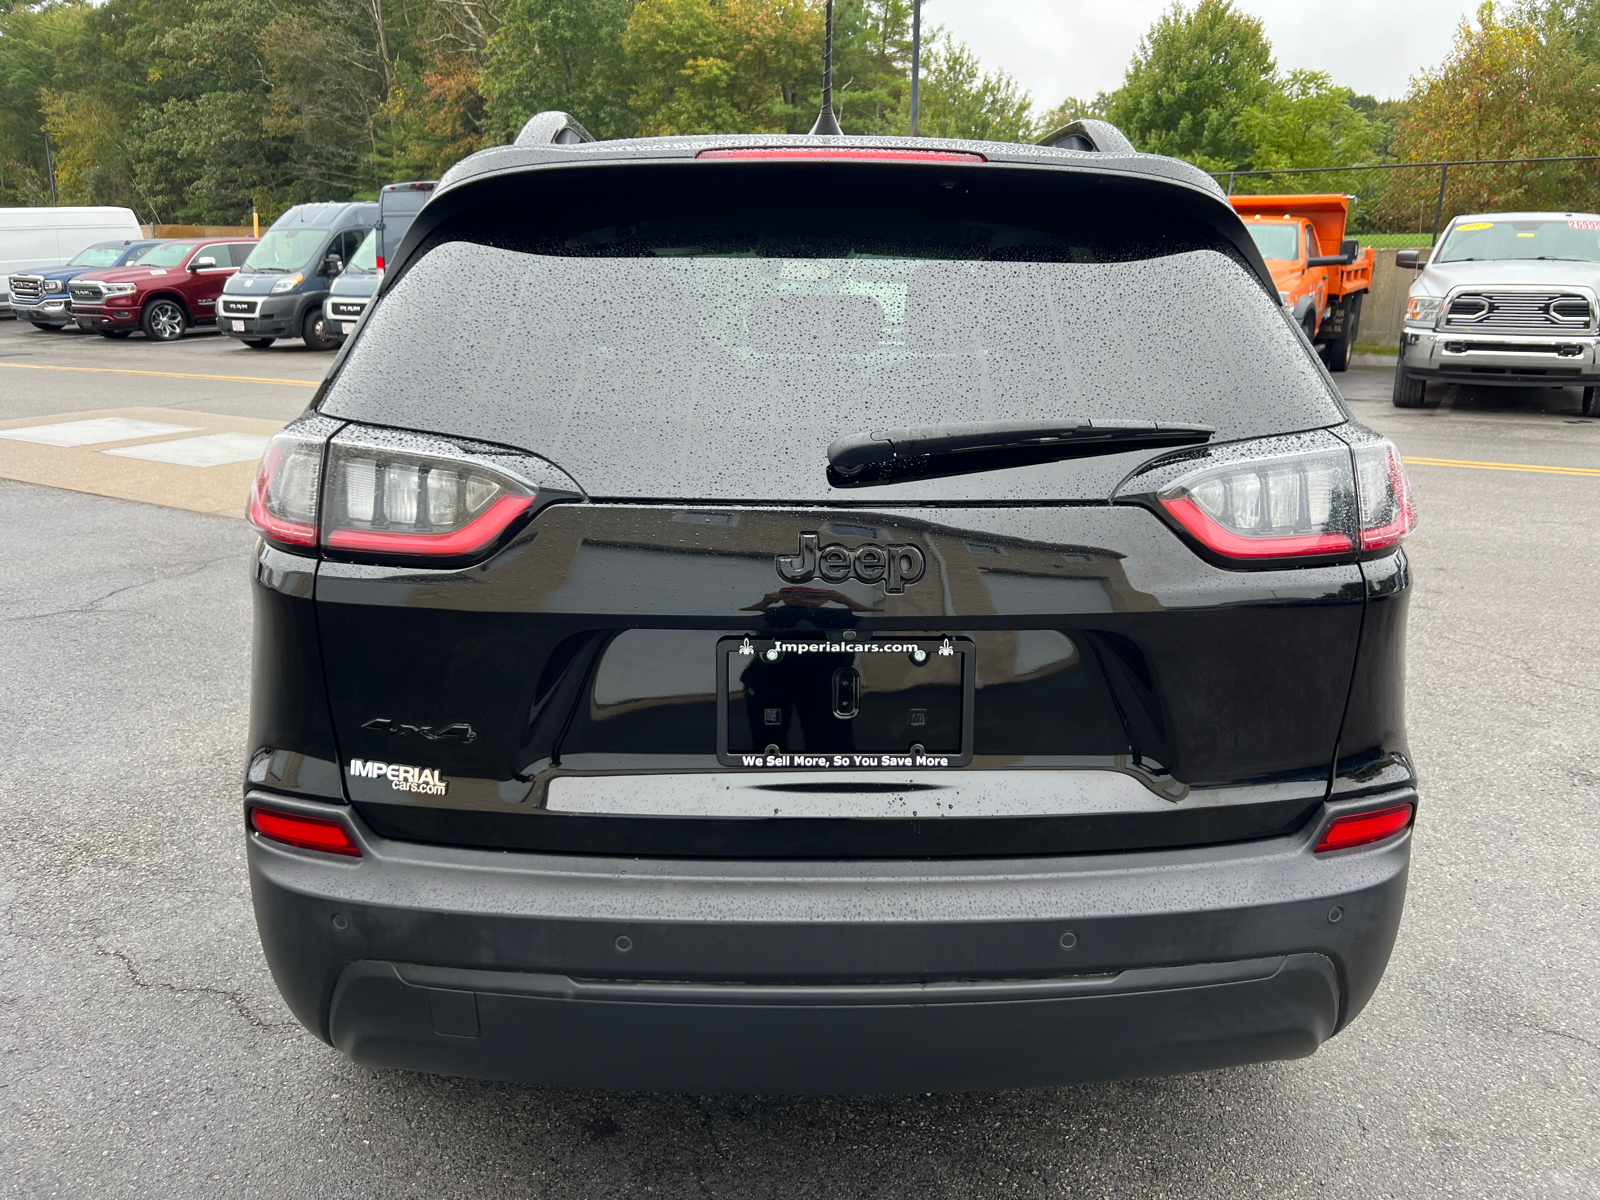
[{"left": 1353, "top": 343, "right": 1398, "bottom": 357}]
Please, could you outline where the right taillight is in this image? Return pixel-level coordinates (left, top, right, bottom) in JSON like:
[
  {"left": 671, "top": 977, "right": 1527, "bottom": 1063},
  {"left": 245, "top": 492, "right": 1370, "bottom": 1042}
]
[
  {"left": 1351, "top": 439, "right": 1418, "bottom": 549},
  {"left": 1315, "top": 802, "right": 1414, "bottom": 853},
  {"left": 1117, "top": 428, "right": 1417, "bottom": 563}
]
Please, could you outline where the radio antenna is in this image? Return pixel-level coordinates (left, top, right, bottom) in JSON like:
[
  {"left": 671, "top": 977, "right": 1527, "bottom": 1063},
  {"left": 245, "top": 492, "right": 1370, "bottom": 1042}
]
[{"left": 809, "top": 0, "right": 843, "bottom": 135}]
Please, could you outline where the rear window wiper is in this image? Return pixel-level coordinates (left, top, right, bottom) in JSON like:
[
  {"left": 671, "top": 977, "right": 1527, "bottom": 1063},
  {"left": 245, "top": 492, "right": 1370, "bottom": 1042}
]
[{"left": 827, "top": 419, "right": 1214, "bottom": 487}]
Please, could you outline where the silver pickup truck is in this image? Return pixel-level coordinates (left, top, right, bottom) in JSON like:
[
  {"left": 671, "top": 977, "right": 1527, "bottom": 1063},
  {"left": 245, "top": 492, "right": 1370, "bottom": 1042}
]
[{"left": 1395, "top": 211, "right": 1600, "bottom": 415}]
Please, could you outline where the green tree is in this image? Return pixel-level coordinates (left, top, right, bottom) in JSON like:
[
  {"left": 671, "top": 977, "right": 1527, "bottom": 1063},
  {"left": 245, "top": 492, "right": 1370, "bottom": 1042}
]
[
  {"left": 1378, "top": 1, "right": 1600, "bottom": 226},
  {"left": 481, "top": 0, "right": 635, "bottom": 141},
  {"left": 904, "top": 32, "right": 1034, "bottom": 142},
  {"left": 622, "top": 0, "right": 821, "bottom": 135},
  {"left": 1104, "top": 0, "right": 1276, "bottom": 170},
  {"left": 1236, "top": 71, "right": 1380, "bottom": 170}
]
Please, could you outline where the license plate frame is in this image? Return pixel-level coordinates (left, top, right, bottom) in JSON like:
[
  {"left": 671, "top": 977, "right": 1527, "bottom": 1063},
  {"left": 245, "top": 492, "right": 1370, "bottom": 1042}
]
[
  {"left": 230, "top": 320, "right": 245, "bottom": 332},
  {"left": 716, "top": 635, "right": 974, "bottom": 769}
]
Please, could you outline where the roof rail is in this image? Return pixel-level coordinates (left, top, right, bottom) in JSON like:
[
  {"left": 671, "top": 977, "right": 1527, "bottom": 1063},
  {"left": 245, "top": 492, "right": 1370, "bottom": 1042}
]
[
  {"left": 515, "top": 111, "right": 596, "bottom": 148},
  {"left": 1037, "top": 119, "right": 1135, "bottom": 156}
]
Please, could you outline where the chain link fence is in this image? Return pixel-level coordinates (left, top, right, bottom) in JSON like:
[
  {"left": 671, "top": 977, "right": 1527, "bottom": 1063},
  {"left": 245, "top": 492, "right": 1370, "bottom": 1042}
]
[{"left": 1214, "top": 156, "right": 1600, "bottom": 352}]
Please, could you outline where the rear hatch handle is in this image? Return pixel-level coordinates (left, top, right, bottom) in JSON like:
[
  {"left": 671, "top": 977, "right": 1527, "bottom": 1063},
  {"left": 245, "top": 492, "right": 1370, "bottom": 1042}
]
[{"left": 827, "top": 419, "right": 1214, "bottom": 485}]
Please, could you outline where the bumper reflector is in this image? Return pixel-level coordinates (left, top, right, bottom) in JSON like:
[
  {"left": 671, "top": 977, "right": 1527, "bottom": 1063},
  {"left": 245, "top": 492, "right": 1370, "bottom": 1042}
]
[
  {"left": 1314, "top": 803, "right": 1413, "bottom": 853},
  {"left": 251, "top": 807, "right": 361, "bottom": 856}
]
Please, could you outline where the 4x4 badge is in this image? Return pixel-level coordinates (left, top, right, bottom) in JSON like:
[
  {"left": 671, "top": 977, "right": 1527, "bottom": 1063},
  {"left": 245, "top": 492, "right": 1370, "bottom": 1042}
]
[
  {"left": 362, "top": 717, "right": 476, "bottom": 743},
  {"left": 776, "top": 532, "right": 926, "bottom": 594}
]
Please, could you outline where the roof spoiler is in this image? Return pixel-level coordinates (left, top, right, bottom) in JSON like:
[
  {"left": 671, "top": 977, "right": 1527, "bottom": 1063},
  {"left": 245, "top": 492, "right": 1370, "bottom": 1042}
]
[
  {"left": 1037, "top": 119, "right": 1135, "bottom": 156},
  {"left": 515, "top": 111, "right": 595, "bottom": 147}
]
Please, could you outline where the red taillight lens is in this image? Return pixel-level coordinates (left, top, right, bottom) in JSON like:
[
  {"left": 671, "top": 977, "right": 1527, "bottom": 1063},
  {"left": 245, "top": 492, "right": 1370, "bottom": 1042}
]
[
  {"left": 1152, "top": 437, "right": 1359, "bottom": 560},
  {"left": 321, "top": 444, "right": 536, "bottom": 560},
  {"left": 1353, "top": 441, "right": 1418, "bottom": 549},
  {"left": 248, "top": 434, "right": 323, "bottom": 547},
  {"left": 1314, "top": 803, "right": 1414, "bottom": 853},
  {"left": 1120, "top": 430, "right": 1418, "bottom": 563},
  {"left": 696, "top": 147, "right": 986, "bottom": 163},
  {"left": 250, "top": 807, "right": 361, "bottom": 856}
]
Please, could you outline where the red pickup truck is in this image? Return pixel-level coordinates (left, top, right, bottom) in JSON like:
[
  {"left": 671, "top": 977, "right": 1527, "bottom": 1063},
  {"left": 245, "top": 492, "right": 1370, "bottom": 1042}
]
[{"left": 69, "top": 237, "right": 257, "bottom": 341}]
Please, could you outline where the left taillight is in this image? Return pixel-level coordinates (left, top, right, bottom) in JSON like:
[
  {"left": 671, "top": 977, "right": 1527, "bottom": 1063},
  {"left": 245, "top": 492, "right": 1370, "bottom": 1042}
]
[
  {"left": 248, "top": 431, "right": 325, "bottom": 548},
  {"left": 321, "top": 441, "right": 534, "bottom": 558},
  {"left": 248, "top": 423, "right": 554, "bottom": 564},
  {"left": 250, "top": 807, "right": 361, "bottom": 856}
]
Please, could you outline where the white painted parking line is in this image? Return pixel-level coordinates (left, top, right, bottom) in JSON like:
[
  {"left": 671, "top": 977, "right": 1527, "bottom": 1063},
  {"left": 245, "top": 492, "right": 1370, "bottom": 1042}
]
[
  {"left": 101, "top": 432, "right": 272, "bottom": 468},
  {"left": 0, "top": 417, "right": 200, "bottom": 446}
]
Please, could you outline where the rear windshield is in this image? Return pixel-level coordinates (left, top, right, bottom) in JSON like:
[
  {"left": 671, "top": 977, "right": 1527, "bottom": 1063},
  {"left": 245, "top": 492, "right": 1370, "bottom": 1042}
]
[
  {"left": 1246, "top": 223, "right": 1300, "bottom": 261},
  {"left": 321, "top": 170, "right": 1343, "bottom": 500},
  {"left": 1435, "top": 218, "right": 1600, "bottom": 263},
  {"left": 68, "top": 244, "right": 131, "bottom": 267}
]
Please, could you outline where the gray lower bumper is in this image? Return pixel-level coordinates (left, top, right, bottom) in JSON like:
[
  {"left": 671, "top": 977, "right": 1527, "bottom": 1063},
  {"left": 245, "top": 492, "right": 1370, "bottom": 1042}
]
[
  {"left": 247, "top": 789, "right": 1412, "bottom": 1094},
  {"left": 330, "top": 953, "right": 1338, "bottom": 1094}
]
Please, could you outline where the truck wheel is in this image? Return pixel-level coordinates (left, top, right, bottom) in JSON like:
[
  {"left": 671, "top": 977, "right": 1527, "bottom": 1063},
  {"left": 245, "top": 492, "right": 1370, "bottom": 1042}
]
[
  {"left": 141, "top": 299, "right": 187, "bottom": 341},
  {"left": 243, "top": 338, "right": 276, "bottom": 350},
  {"left": 1324, "top": 335, "right": 1353, "bottom": 373},
  {"left": 1392, "top": 367, "right": 1429, "bottom": 408},
  {"left": 30, "top": 322, "right": 65, "bottom": 333},
  {"left": 302, "top": 310, "right": 339, "bottom": 351},
  {"left": 1584, "top": 386, "right": 1597, "bottom": 416},
  {"left": 1302, "top": 311, "right": 1318, "bottom": 345}
]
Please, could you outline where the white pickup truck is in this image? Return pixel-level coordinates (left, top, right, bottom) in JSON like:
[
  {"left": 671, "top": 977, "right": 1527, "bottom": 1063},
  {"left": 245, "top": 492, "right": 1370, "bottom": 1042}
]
[{"left": 1394, "top": 211, "right": 1600, "bottom": 415}]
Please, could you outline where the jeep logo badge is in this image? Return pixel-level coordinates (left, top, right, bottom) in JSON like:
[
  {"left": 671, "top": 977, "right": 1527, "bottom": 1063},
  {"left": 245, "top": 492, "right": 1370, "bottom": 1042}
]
[{"left": 776, "top": 532, "right": 926, "bottom": 594}]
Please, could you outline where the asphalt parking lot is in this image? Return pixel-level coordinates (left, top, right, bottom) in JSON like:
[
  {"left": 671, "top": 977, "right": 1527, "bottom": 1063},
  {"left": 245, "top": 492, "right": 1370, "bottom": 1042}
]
[{"left": 2, "top": 320, "right": 1598, "bottom": 1199}]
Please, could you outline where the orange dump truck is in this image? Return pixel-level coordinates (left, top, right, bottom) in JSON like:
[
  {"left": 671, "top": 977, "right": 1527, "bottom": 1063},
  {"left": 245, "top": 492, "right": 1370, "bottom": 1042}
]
[{"left": 1230, "top": 194, "right": 1375, "bottom": 372}]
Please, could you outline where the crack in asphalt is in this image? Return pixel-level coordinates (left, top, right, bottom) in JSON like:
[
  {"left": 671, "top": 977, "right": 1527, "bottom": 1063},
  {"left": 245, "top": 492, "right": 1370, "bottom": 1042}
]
[
  {"left": 93, "top": 939, "right": 298, "bottom": 1032},
  {"left": 0, "top": 554, "right": 245, "bottom": 625}
]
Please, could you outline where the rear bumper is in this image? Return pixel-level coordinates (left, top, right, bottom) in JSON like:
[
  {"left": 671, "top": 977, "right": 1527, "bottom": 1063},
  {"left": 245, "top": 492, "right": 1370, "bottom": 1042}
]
[{"left": 247, "top": 788, "right": 1413, "bottom": 1094}]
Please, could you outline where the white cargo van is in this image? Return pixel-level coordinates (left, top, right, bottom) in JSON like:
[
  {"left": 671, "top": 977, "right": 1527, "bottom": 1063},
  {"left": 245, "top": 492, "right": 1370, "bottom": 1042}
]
[{"left": 1, "top": 206, "right": 142, "bottom": 315}]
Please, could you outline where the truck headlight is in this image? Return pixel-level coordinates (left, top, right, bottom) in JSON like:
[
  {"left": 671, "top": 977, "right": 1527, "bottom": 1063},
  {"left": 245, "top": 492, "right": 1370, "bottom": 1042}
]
[
  {"left": 271, "top": 272, "right": 305, "bottom": 294},
  {"left": 103, "top": 283, "right": 137, "bottom": 296},
  {"left": 44, "top": 280, "right": 65, "bottom": 294},
  {"left": 1278, "top": 291, "right": 1292, "bottom": 308},
  {"left": 1406, "top": 296, "right": 1442, "bottom": 326}
]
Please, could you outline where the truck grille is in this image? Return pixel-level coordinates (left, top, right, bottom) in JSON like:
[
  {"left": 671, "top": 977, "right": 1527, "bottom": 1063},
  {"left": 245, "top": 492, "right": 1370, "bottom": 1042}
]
[
  {"left": 329, "top": 299, "right": 368, "bottom": 320},
  {"left": 9, "top": 276, "right": 43, "bottom": 300},
  {"left": 1444, "top": 292, "right": 1592, "bottom": 334},
  {"left": 220, "top": 298, "right": 260, "bottom": 317},
  {"left": 69, "top": 282, "right": 104, "bottom": 304}
]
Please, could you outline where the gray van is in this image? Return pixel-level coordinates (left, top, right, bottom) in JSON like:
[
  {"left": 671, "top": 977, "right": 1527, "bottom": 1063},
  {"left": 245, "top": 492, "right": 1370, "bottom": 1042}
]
[
  {"left": 219, "top": 201, "right": 376, "bottom": 350},
  {"left": 324, "top": 182, "right": 435, "bottom": 344}
]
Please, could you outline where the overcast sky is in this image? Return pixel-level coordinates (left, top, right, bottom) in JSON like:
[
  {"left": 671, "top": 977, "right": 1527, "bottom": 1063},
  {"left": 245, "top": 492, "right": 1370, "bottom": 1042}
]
[{"left": 927, "top": 1, "right": 1481, "bottom": 107}]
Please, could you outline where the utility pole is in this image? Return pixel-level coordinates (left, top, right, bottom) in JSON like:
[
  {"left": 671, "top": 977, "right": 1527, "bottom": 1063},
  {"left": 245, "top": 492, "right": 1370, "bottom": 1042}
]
[
  {"left": 909, "top": 0, "right": 922, "bottom": 136},
  {"left": 809, "top": 0, "right": 843, "bottom": 135},
  {"left": 41, "top": 130, "right": 58, "bottom": 206}
]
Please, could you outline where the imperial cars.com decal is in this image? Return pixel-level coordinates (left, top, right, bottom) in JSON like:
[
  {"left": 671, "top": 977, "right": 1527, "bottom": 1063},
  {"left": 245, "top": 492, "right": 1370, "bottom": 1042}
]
[{"left": 348, "top": 759, "right": 449, "bottom": 796}]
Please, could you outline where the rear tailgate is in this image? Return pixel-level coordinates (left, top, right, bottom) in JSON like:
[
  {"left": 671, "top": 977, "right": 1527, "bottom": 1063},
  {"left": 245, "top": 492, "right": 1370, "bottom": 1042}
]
[{"left": 315, "top": 500, "right": 1362, "bottom": 857}]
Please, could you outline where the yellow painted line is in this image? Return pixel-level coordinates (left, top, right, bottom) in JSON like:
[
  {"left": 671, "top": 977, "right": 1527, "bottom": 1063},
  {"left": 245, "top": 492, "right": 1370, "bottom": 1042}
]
[
  {"left": 0, "top": 361, "right": 319, "bottom": 388},
  {"left": 1403, "top": 455, "right": 1600, "bottom": 477}
]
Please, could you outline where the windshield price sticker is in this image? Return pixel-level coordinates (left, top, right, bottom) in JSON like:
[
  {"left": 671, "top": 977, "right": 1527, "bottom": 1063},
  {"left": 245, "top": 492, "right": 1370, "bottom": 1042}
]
[{"left": 1570, "top": 220, "right": 1600, "bottom": 230}]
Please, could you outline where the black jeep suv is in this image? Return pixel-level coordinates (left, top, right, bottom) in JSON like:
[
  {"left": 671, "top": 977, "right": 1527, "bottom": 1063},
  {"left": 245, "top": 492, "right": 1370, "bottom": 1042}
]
[{"left": 244, "top": 115, "right": 1418, "bottom": 1095}]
